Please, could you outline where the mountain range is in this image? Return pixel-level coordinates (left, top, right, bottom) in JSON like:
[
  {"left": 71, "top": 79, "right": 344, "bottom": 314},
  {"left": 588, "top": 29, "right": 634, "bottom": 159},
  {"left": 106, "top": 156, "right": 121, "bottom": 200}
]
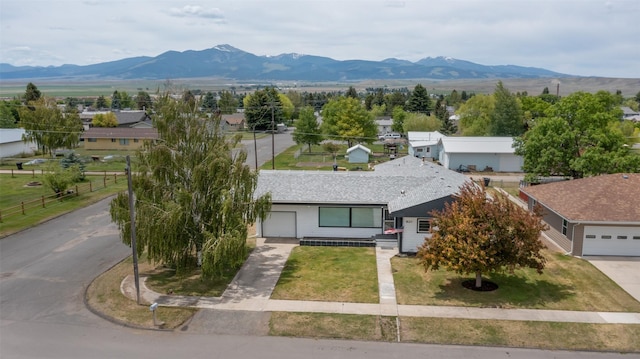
[{"left": 0, "top": 44, "right": 572, "bottom": 81}]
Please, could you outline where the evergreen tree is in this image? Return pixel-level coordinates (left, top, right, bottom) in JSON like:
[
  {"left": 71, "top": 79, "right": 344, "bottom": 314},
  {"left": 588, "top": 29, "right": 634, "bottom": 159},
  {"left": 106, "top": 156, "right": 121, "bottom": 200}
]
[
  {"left": 95, "top": 95, "right": 108, "bottom": 109},
  {"left": 407, "top": 84, "right": 431, "bottom": 115},
  {"left": 345, "top": 86, "right": 358, "bottom": 99},
  {"left": 110, "top": 95, "right": 271, "bottom": 279},
  {"left": 202, "top": 92, "right": 217, "bottom": 112},
  {"left": 25, "top": 82, "right": 41, "bottom": 103},
  {"left": 489, "top": 81, "right": 524, "bottom": 136},
  {"left": 111, "top": 91, "right": 121, "bottom": 110},
  {"left": 135, "top": 91, "right": 152, "bottom": 111}
]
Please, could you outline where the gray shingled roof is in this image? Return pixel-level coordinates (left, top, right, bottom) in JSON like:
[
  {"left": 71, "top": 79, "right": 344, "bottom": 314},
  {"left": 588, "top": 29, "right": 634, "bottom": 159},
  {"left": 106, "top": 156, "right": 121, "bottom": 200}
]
[{"left": 255, "top": 156, "right": 470, "bottom": 212}]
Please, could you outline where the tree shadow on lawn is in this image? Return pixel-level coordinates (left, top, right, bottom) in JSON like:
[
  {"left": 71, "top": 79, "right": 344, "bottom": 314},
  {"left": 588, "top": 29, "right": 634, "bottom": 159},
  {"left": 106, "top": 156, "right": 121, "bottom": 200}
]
[{"left": 434, "top": 272, "right": 576, "bottom": 309}]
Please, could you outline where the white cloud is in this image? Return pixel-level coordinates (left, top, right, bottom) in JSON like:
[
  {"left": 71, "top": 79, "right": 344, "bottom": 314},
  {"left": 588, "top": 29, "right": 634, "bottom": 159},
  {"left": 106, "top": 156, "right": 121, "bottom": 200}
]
[{"left": 168, "top": 5, "right": 224, "bottom": 19}]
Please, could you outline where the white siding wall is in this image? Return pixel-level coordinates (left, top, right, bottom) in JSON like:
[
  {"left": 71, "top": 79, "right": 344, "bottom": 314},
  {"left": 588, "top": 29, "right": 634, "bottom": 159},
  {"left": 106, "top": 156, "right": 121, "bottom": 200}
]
[
  {"left": 257, "top": 204, "right": 383, "bottom": 239},
  {"left": 401, "top": 217, "right": 431, "bottom": 253}
]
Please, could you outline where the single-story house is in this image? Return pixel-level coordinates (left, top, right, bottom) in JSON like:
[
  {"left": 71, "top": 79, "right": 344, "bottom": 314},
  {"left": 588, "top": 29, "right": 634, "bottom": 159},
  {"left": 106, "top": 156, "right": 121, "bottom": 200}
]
[
  {"left": 79, "top": 110, "right": 151, "bottom": 130},
  {"left": 407, "top": 131, "right": 446, "bottom": 160},
  {"left": 375, "top": 116, "right": 393, "bottom": 135},
  {"left": 80, "top": 127, "right": 158, "bottom": 151},
  {"left": 520, "top": 173, "right": 640, "bottom": 256},
  {"left": 0, "top": 128, "right": 37, "bottom": 157},
  {"left": 346, "top": 144, "right": 371, "bottom": 163},
  {"left": 254, "top": 156, "right": 471, "bottom": 253},
  {"left": 437, "top": 136, "right": 523, "bottom": 172},
  {"left": 222, "top": 113, "right": 246, "bottom": 131},
  {"left": 621, "top": 106, "right": 639, "bottom": 120},
  {"left": 115, "top": 111, "right": 152, "bottom": 127}
]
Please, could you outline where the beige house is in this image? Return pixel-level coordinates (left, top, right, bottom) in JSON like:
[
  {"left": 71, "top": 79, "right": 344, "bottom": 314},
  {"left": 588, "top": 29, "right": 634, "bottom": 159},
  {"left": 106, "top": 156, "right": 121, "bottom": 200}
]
[
  {"left": 81, "top": 127, "right": 158, "bottom": 150},
  {"left": 222, "top": 113, "right": 245, "bottom": 131}
]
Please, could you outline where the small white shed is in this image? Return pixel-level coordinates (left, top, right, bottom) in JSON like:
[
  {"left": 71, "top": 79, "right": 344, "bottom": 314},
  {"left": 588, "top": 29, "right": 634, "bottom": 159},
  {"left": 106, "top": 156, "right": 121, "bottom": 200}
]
[{"left": 346, "top": 144, "right": 372, "bottom": 163}]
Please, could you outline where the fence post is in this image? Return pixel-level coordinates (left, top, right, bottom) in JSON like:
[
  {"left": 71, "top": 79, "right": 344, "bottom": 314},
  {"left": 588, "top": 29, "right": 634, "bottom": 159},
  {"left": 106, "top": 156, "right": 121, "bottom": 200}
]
[
  {"left": 90, "top": 181, "right": 93, "bottom": 192},
  {"left": 32, "top": 169, "right": 35, "bottom": 178},
  {"left": 21, "top": 202, "right": 25, "bottom": 215},
  {"left": 103, "top": 176, "right": 107, "bottom": 188},
  {"left": 114, "top": 173, "right": 117, "bottom": 183},
  {"left": 0, "top": 210, "right": 2, "bottom": 222},
  {"left": 11, "top": 169, "right": 14, "bottom": 178},
  {"left": 42, "top": 196, "right": 45, "bottom": 208},
  {"left": 75, "top": 185, "right": 79, "bottom": 196}
]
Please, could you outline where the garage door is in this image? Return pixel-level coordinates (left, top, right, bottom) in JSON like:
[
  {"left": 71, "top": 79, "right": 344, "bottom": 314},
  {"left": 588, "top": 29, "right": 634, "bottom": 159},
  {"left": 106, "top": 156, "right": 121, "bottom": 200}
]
[
  {"left": 262, "top": 211, "right": 296, "bottom": 238},
  {"left": 582, "top": 226, "right": 640, "bottom": 256}
]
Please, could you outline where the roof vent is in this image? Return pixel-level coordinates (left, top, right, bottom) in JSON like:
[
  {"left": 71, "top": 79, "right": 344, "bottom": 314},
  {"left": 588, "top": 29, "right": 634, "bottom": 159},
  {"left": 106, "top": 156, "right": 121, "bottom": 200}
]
[{"left": 400, "top": 190, "right": 406, "bottom": 196}]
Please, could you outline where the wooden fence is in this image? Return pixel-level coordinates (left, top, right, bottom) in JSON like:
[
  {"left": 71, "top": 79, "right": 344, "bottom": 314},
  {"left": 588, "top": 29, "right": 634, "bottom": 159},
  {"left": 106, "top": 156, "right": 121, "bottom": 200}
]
[{"left": 0, "top": 174, "right": 121, "bottom": 223}]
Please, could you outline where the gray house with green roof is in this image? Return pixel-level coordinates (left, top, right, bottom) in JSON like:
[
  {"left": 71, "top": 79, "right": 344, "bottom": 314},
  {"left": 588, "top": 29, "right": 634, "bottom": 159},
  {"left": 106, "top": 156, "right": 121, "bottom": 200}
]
[{"left": 254, "top": 156, "right": 470, "bottom": 253}]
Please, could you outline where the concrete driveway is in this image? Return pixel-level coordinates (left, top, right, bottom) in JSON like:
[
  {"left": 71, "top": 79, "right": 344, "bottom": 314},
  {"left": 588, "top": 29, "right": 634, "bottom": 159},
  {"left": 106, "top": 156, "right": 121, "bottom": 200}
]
[{"left": 585, "top": 256, "right": 640, "bottom": 303}]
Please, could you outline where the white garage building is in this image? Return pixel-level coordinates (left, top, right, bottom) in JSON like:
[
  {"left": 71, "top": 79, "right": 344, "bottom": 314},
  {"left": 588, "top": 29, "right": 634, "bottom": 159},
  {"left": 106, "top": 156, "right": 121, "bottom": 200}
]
[{"left": 437, "top": 136, "right": 523, "bottom": 172}]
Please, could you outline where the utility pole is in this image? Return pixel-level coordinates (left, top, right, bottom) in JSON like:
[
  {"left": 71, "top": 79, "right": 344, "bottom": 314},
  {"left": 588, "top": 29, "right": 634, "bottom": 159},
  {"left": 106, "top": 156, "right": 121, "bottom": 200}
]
[
  {"left": 253, "top": 124, "right": 258, "bottom": 170},
  {"left": 271, "top": 102, "right": 275, "bottom": 170},
  {"left": 126, "top": 155, "right": 140, "bottom": 305}
]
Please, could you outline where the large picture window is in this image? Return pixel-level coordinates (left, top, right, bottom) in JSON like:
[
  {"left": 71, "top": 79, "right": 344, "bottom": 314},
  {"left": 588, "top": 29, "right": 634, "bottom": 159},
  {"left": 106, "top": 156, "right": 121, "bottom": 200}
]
[{"left": 319, "top": 207, "right": 381, "bottom": 228}]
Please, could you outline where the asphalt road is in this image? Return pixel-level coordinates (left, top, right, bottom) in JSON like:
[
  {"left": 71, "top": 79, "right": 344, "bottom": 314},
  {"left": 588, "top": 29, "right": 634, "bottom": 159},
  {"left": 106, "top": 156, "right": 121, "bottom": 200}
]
[
  {"left": 1, "top": 131, "right": 636, "bottom": 358},
  {"left": 242, "top": 130, "right": 295, "bottom": 170}
]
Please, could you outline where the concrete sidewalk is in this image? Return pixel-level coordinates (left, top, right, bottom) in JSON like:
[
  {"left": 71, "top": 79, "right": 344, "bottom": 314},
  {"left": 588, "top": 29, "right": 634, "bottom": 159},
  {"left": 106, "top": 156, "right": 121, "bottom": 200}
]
[{"left": 121, "top": 238, "right": 640, "bottom": 325}]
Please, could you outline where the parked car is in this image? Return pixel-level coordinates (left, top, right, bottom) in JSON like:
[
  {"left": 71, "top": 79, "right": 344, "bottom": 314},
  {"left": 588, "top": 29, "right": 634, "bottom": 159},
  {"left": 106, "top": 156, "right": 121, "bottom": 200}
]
[{"left": 378, "top": 133, "right": 402, "bottom": 141}]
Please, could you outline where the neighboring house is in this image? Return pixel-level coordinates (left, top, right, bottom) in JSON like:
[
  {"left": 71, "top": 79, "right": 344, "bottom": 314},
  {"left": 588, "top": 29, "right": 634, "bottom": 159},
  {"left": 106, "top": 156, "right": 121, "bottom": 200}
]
[
  {"left": 79, "top": 110, "right": 151, "bottom": 129},
  {"left": 407, "top": 131, "right": 446, "bottom": 160},
  {"left": 437, "top": 136, "right": 523, "bottom": 172},
  {"left": 520, "top": 174, "right": 640, "bottom": 256},
  {"left": 254, "top": 156, "right": 471, "bottom": 253},
  {"left": 222, "top": 113, "right": 245, "bottom": 131},
  {"left": 114, "top": 111, "right": 151, "bottom": 127},
  {"left": 0, "top": 128, "right": 37, "bottom": 157},
  {"left": 375, "top": 116, "right": 393, "bottom": 135},
  {"left": 81, "top": 127, "right": 158, "bottom": 150},
  {"left": 346, "top": 144, "right": 371, "bottom": 163},
  {"left": 621, "top": 106, "right": 640, "bottom": 120}
]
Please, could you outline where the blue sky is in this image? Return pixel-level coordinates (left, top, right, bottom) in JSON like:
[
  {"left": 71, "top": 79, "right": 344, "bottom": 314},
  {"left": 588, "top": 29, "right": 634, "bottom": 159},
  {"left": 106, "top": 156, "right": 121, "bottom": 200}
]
[{"left": 1, "top": 0, "right": 638, "bottom": 78}]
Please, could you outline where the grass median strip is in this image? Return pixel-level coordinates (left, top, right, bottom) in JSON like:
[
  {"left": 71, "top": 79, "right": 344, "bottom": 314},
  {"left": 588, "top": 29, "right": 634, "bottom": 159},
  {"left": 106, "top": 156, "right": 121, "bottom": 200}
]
[
  {"left": 86, "top": 256, "right": 196, "bottom": 329},
  {"left": 392, "top": 249, "right": 640, "bottom": 312},
  {"left": 271, "top": 246, "right": 379, "bottom": 303},
  {"left": 400, "top": 317, "right": 640, "bottom": 352}
]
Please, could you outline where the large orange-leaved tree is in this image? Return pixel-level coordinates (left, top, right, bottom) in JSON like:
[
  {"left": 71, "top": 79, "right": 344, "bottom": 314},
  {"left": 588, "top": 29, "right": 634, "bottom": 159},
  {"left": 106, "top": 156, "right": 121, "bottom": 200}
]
[{"left": 417, "top": 182, "right": 548, "bottom": 289}]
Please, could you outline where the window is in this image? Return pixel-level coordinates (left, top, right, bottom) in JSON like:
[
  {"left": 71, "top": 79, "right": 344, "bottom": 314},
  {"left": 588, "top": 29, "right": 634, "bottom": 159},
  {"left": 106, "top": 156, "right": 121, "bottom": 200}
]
[
  {"left": 417, "top": 218, "right": 431, "bottom": 233},
  {"left": 601, "top": 235, "right": 612, "bottom": 239},
  {"left": 319, "top": 207, "right": 381, "bottom": 228},
  {"left": 119, "top": 138, "right": 130, "bottom": 145},
  {"left": 585, "top": 235, "right": 596, "bottom": 239},
  {"left": 88, "top": 138, "right": 97, "bottom": 142},
  {"left": 133, "top": 138, "right": 139, "bottom": 143},
  {"left": 617, "top": 236, "right": 627, "bottom": 239},
  {"left": 426, "top": 147, "right": 430, "bottom": 153},
  {"left": 111, "top": 138, "right": 116, "bottom": 143},
  {"left": 634, "top": 236, "right": 640, "bottom": 240},
  {"left": 561, "top": 219, "right": 568, "bottom": 235},
  {"left": 416, "top": 148, "right": 423, "bottom": 153}
]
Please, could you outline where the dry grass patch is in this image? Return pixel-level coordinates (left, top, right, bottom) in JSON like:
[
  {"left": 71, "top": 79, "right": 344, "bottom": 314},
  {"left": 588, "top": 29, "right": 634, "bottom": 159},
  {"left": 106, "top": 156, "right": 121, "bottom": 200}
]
[
  {"left": 269, "top": 312, "right": 397, "bottom": 342},
  {"left": 271, "top": 246, "right": 379, "bottom": 303},
  {"left": 86, "top": 256, "right": 196, "bottom": 329},
  {"left": 392, "top": 249, "right": 640, "bottom": 311},
  {"left": 401, "top": 317, "right": 640, "bottom": 352}
]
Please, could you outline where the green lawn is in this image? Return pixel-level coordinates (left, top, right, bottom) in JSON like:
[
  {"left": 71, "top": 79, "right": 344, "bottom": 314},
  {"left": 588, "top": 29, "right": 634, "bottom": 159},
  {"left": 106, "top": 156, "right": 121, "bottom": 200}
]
[
  {"left": 271, "top": 246, "right": 379, "bottom": 303},
  {"left": 262, "top": 143, "right": 407, "bottom": 171},
  {"left": 0, "top": 174, "right": 127, "bottom": 237},
  {"left": 392, "top": 250, "right": 640, "bottom": 312}
]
